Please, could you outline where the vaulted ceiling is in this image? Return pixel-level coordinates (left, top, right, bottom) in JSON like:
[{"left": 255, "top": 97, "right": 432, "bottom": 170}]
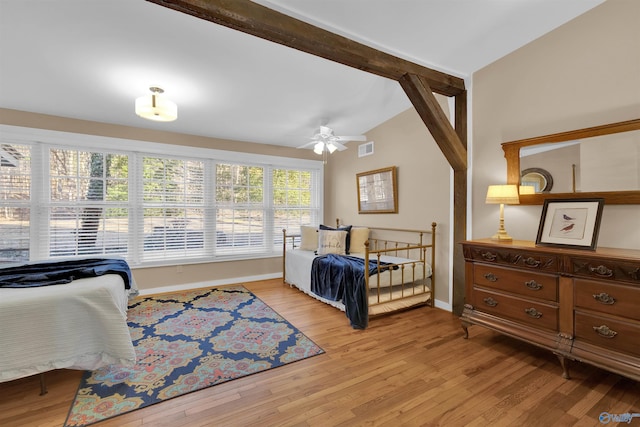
[{"left": 0, "top": 0, "right": 603, "bottom": 148}]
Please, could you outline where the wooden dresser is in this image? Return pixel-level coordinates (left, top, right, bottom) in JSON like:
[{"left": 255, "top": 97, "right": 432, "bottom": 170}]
[{"left": 461, "top": 239, "right": 640, "bottom": 380}]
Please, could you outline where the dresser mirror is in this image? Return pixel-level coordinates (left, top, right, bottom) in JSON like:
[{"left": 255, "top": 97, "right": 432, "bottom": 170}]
[{"left": 502, "top": 118, "right": 640, "bottom": 205}]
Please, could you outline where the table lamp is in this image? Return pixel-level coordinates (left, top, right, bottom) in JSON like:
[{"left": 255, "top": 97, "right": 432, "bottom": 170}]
[{"left": 486, "top": 184, "right": 520, "bottom": 241}]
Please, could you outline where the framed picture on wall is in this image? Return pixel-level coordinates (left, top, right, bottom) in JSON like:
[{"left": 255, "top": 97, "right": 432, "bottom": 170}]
[
  {"left": 356, "top": 166, "right": 398, "bottom": 214},
  {"left": 535, "top": 198, "right": 604, "bottom": 250}
]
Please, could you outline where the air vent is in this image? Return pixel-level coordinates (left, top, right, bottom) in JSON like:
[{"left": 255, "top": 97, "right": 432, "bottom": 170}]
[{"left": 358, "top": 141, "right": 374, "bottom": 158}]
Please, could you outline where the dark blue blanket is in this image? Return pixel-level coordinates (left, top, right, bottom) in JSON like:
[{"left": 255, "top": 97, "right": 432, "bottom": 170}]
[
  {"left": 0, "top": 258, "right": 132, "bottom": 289},
  {"left": 310, "top": 254, "right": 395, "bottom": 329}
]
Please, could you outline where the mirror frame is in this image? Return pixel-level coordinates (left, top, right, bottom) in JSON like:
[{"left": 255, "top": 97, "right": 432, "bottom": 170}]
[{"left": 502, "top": 118, "right": 640, "bottom": 205}]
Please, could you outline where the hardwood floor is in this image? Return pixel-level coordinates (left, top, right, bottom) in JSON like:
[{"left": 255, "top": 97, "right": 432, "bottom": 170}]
[{"left": 1, "top": 278, "right": 638, "bottom": 427}]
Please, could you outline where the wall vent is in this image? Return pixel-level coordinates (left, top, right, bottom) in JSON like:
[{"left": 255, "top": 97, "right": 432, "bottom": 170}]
[{"left": 358, "top": 141, "right": 374, "bottom": 157}]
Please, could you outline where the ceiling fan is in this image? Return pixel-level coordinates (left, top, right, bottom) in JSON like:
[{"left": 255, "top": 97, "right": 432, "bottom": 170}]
[{"left": 297, "top": 126, "right": 367, "bottom": 156}]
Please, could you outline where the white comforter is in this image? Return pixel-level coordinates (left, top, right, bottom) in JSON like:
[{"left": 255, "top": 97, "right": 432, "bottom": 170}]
[
  {"left": 285, "top": 249, "right": 432, "bottom": 311},
  {"left": 0, "top": 274, "right": 137, "bottom": 382}
]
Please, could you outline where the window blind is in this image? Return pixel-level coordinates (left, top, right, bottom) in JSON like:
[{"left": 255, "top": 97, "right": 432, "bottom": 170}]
[{"left": 0, "top": 127, "right": 323, "bottom": 267}]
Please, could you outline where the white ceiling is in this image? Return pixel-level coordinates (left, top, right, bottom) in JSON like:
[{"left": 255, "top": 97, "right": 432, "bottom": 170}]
[{"left": 0, "top": 0, "right": 604, "bottom": 149}]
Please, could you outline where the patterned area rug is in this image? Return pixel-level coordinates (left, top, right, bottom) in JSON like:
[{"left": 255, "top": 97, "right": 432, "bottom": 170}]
[{"left": 64, "top": 285, "right": 324, "bottom": 426}]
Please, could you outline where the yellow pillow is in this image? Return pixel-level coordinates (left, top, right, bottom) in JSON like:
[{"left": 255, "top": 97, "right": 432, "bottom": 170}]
[
  {"left": 299, "top": 225, "right": 318, "bottom": 251},
  {"left": 349, "top": 227, "right": 370, "bottom": 253}
]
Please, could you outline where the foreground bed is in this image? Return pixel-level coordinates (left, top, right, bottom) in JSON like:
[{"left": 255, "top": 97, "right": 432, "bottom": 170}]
[
  {"left": 283, "top": 221, "right": 436, "bottom": 328},
  {"left": 0, "top": 258, "right": 138, "bottom": 390}
]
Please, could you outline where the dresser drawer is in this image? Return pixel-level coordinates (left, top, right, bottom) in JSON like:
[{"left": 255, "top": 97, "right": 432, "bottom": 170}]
[
  {"left": 575, "top": 279, "right": 640, "bottom": 321},
  {"left": 474, "top": 264, "right": 558, "bottom": 302},
  {"left": 575, "top": 310, "right": 640, "bottom": 357},
  {"left": 570, "top": 256, "right": 640, "bottom": 285},
  {"left": 465, "top": 246, "right": 559, "bottom": 273},
  {"left": 472, "top": 288, "right": 558, "bottom": 331}
]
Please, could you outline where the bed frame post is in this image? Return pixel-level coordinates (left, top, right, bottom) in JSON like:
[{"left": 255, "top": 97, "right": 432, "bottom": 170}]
[
  {"left": 282, "top": 229, "right": 287, "bottom": 283},
  {"left": 430, "top": 222, "right": 437, "bottom": 307},
  {"left": 39, "top": 373, "right": 47, "bottom": 395}
]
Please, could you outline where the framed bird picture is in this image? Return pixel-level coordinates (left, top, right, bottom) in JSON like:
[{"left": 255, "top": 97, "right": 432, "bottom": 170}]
[{"left": 536, "top": 198, "right": 604, "bottom": 250}]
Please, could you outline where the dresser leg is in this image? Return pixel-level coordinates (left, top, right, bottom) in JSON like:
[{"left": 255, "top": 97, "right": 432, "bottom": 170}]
[
  {"left": 461, "top": 321, "right": 470, "bottom": 339},
  {"left": 557, "top": 355, "right": 571, "bottom": 379}
]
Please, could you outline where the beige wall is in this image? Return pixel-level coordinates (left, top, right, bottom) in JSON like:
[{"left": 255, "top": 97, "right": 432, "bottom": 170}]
[
  {"left": 325, "top": 105, "right": 453, "bottom": 307},
  {"left": 472, "top": 0, "right": 640, "bottom": 250},
  {"left": 0, "top": 104, "right": 455, "bottom": 305},
  {"left": 0, "top": 108, "right": 316, "bottom": 291}
]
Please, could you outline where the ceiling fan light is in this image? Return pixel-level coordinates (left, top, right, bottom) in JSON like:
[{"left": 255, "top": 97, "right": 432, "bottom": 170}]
[
  {"left": 135, "top": 87, "right": 177, "bottom": 122},
  {"left": 313, "top": 142, "right": 324, "bottom": 155},
  {"left": 327, "top": 142, "right": 337, "bottom": 153}
]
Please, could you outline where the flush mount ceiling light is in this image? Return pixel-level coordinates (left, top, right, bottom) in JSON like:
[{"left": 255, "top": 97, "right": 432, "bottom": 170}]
[{"left": 135, "top": 86, "right": 177, "bottom": 122}]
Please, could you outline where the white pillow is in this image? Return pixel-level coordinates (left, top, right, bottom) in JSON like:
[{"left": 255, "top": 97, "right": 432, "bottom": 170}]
[
  {"left": 349, "top": 227, "right": 370, "bottom": 253},
  {"left": 317, "top": 229, "right": 347, "bottom": 255},
  {"left": 299, "top": 225, "right": 318, "bottom": 251}
]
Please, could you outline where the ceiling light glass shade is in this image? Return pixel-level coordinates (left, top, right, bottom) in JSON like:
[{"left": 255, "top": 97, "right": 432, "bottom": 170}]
[
  {"left": 135, "top": 87, "right": 177, "bottom": 122},
  {"left": 326, "top": 142, "right": 337, "bottom": 153},
  {"left": 313, "top": 142, "right": 324, "bottom": 155}
]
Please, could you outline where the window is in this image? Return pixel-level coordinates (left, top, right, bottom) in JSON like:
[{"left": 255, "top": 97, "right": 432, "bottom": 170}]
[
  {"left": 0, "top": 144, "right": 31, "bottom": 262},
  {"left": 47, "top": 148, "right": 130, "bottom": 257},
  {"left": 272, "top": 168, "right": 317, "bottom": 241},
  {"left": 0, "top": 127, "right": 322, "bottom": 266},
  {"left": 141, "top": 157, "right": 206, "bottom": 261},
  {"left": 216, "top": 164, "right": 266, "bottom": 255}
]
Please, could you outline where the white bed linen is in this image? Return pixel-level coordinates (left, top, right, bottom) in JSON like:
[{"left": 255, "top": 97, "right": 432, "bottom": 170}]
[
  {"left": 0, "top": 274, "right": 136, "bottom": 382},
  {"left": 284, "top": 249, "right": 432, "bottom": 312}
]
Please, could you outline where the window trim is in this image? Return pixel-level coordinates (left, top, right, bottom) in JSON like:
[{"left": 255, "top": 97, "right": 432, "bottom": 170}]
[{"left": 0, "top": 124, "right": 324, "bottom": 267}]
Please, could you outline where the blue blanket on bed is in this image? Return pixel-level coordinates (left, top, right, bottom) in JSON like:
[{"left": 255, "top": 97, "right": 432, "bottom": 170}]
[
  {"left": 0, "top": 258, "right": 133, "bottom": 289},
  {"left": 310, "top": 254, "right": 396, "bottom": 330}
]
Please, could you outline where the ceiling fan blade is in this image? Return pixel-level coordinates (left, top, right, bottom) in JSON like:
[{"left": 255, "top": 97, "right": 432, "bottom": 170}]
[
  {"left": 297, "top": 141, "right": 317, "bottom": 149},
  {"left": 335, "top": 135, "right": 367, "bottom": 142},
  {"left": 332, "top": 141, "right": 348, "bottom": 151}
]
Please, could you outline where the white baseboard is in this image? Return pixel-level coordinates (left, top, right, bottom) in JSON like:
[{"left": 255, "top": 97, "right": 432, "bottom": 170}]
[
  {"left": 138, "top": 273, "right": 282, "bottom": 296},
  {"left": 434, "top": 299, "right": 452, "bottom": 312}
]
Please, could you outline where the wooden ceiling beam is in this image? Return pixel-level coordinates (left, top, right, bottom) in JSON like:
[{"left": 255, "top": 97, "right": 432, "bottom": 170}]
[
  {"left": 399, "top": 74, "right": 467, "bottom": 171},
  {"left": 147, "top": 0, "right": 466, "bottom": 97}
]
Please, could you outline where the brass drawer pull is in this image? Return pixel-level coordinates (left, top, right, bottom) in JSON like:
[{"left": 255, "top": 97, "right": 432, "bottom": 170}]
[
  {"left": 525, "top": 280, "right": 542, "bottom": 291},
  {"left": 593, "top": 325, "right": 617, "bottom": 338},
  {"left": 481, "top": 251, "right": 497, "bottom": 261},
  {"left": 524, "top": 307, "right": 542, "bottom": 318},
  {"left": 589, "top": 265, "right": 613, "bottom": 277},
  {"left": 483, "top": 297, "right": 498, "bottom": 307},
  {"left": 592, "top": 292, "right": 616, "bottom": 305},
  {"left": 483, "top": 272, "right": 498, "bottom": 282},
  {"left": 524, "top": 257, "right": 541, "bottom": 268}
]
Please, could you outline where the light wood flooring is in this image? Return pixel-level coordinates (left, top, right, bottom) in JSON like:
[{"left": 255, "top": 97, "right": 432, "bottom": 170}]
[{"left": 1, "top": 278, "right": 639, "bottom": 427}]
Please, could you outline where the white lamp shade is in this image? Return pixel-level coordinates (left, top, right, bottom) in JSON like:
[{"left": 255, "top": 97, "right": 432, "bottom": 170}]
[
  {"left": 313, "top": 142, "right": 324, "bottom": 155},
  {"left": 486, "top": 184, "right": 520, "bottom": 205},
  {"left": 326, "top": 142, "right": 337, "bottom": 153},
  {"left": 135, "top": 91, "right": 177, "bottom": 122}
]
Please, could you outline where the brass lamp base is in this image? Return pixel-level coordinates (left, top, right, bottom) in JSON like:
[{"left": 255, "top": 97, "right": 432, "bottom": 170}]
[
  {"left": 491, "top": 203, "right": 513, "bottom": 241},
  {"left": 491, "top": 231, "right": 513, "bottom": 241}
]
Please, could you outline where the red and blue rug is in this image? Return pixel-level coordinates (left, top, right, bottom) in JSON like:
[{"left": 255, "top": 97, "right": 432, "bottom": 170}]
[{"left": 64, "top": 285, "right": 324, "bottom": 426}]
